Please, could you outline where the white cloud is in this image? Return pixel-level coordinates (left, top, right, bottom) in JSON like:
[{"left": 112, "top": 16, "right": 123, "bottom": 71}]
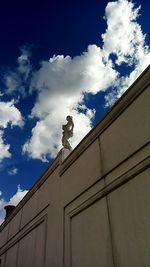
[
  {"left": 4, "top": 47, "right": 32, "bottom": 97},
  {"left": 22, "top": 0, "right": 149, "bottom": 161},
  {"left": 0, "top": 100, "right": 24, "bottom": 128},
  {"left": 0, "top": 197, "right": 6, "bottom": 225},
  {"left": 102, "top": 0, "right": 142, "bottom": 64},
  {"left": 8, "top": 167, "right": 18, "bottom": 176},
  {"left": 103, "top": 0, "right": 150, "bottom": 106},
  {"left": 0, "top": 185, "right": 28, "bottom": 225},
  {"left": 0, "top": 100, "right": 24, "bottom": 161},
  {"left": 0, "top": 130, "right": 11, "bottom": 161}
]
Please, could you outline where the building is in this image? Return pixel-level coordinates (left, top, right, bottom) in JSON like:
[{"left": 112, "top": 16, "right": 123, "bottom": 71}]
[{"left": 0, "top": 65, "right": 150, "bottom": 267}]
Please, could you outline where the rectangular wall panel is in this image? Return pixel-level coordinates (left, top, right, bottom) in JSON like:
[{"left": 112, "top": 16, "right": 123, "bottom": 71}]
[
  {"left": 100, "top": 86, "right": 150, "bottom": 173},
  {"left": 17, "top": 220, "right": 46, "bottom": 267},
  {"left": 108, "top": 168, "right": 150, "bottom": 267},
  {"left": 65, "top": 196, "right": 114, "bottom": 267}
]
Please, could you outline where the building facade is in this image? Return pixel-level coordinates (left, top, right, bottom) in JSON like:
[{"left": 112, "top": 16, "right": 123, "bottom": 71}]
[{"left": 0, "top": 66, "right": 150, "bottom": 267}]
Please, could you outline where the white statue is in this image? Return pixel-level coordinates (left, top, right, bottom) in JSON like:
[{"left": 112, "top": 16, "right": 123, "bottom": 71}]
[{"left": 62, "top": 116, "right": 74, "bottom": 150}]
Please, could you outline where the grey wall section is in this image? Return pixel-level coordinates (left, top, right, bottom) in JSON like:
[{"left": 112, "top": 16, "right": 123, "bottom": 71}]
[
  {"left": 0, "top": 66, "right": 150, "bottom": 267},
  {"left": 108, "top": 168, "right": 150, "bottom": 267}
]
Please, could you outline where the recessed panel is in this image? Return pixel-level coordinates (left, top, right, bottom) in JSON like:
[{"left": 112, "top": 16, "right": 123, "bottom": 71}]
[
  {"left": 100, "top": 86, "right": 150, "bottom": 173},
  {"left": 66, "top": 197, "right": 113, "bottom": 267},
  {"left": 109, "top": 168, "right": 150, "bottom": 266},
  {"left": 17, "top": 220, "right": 46, "bottom": 267}
]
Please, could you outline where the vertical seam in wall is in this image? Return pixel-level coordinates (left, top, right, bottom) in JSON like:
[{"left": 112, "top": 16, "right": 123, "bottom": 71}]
[
  {"left": 2, "top": 250, "right": 7, "bottom": 267},
  {"left": 70, "top": 217, "right": 72, "bottom": 267},
  {"left": 60, "top": 188, "right": 64, "bottom": 267},
  {"left": 3, "top": 218, "right": 11, "bottom": 267},
  {"left": 33, "top": 222, "right": 38, "bottom": 267},
  {"left": 16, "top": 208, "right": 23, "bottom": 267},
  {"left": 98, "top": 136, "right": 116, "bottom": 267},
  {"left": 15, "top": 240, "right": 19, "bottom": 267},
  {"left": 106, "top": 195, "right": 116, "bottom": 267},
  {"left": 98, "top": 136, "right": 103, "bottom": 179},
  {"left": 43, "top": 216, "right": 48, "bottom": 267},
  {"left": 19, "top": 208, "right": 23, "bottom": 231},
  {"left": 6, "top": 222, "right": 10, "bottom": 245},
  {"left": 63, "top": 207, "right": 65, "bottom": 267}
]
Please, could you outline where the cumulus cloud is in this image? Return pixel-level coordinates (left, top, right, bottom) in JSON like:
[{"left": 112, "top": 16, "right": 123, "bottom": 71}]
[
  {"left": 102, "top": 0, "right": 150, "bottom": 106},
  {"left": 102, "top": 0, "right": 142, "bottom": 64},
  {"left": 4, "top": 47, "right": 32, "bottom": 97},
  {"left": 0, "top": 100, "right": 24, "bottom": 128},
  {"left": 0, "top": 185, "right": 28, "bottom": 225},
  {"left": 22, "top": 0, "right": 149, "bottom": 161},
  {"left": 0, "top": 130, "right": 11, "bottom": 161},
  {"left": 0, "top": 197, "right": 6, "bottom": 225},
  {"left": 0, "top": 100, "right": 24, "bottom": 161},
  {"left": 8, "top": 167, "right": 18, "bottom": 176}
]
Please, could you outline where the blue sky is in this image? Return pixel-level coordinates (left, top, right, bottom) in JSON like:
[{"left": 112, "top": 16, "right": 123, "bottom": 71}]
[{"left": 0, "top": 0, "right": 150, "bottom": 224}]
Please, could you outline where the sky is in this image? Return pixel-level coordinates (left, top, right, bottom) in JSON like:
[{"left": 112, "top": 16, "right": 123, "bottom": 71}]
[{"left": 0, "top": 0, "right": 150, "bottom": 224}]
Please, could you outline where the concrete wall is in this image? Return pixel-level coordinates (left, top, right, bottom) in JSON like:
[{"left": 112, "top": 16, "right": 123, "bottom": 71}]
[{"left": 0, "top": 66, "right": 150, "bottom": 267}]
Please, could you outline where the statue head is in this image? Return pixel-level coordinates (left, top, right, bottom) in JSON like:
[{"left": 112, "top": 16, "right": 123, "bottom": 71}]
[{"left": 66, "top": 115, "right": 72, "bottom": 122}]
